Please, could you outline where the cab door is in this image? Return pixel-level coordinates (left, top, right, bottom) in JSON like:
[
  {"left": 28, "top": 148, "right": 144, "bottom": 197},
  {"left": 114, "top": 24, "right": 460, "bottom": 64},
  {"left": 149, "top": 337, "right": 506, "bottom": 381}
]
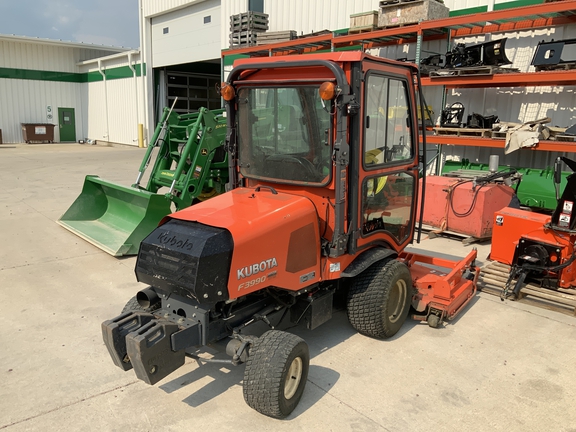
[{"left": 353, "top": 61, "right": 420, "bottom": 254}]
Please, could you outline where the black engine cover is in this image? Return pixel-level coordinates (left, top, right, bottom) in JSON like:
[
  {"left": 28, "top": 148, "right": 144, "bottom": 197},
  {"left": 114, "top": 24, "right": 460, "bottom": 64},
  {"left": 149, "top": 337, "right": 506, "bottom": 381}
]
[{"left": 136, "top": 219, "right": 233, "bottom": 304}]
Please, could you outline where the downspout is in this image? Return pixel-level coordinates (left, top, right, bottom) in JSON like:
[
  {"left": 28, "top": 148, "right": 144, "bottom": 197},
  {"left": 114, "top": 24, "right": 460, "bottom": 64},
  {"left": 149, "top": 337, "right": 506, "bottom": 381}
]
[
  {"left": 98, "top": 59, "right": 110, "bottom": 143},
  {"left": 128, "top": 51, "right": 140, "bottom": 127},
  {"left": 139, "top": 0, "right": 150, "bottom": 146}
]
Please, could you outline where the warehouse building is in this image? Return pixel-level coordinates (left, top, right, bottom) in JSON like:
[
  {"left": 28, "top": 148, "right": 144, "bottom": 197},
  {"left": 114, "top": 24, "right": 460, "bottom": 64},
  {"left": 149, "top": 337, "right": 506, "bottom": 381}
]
[{"left": 0, "top": 0, "right": 574, "bottom": 175}]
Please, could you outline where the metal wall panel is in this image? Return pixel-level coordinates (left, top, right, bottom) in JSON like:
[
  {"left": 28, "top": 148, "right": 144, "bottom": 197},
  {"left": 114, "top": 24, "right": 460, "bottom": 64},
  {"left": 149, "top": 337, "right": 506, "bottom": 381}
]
[
  {"left": 0, "top": 79, "right": 84, "bottom": 143},
  {"left": 0, "top": 39, "right": 118, "bottom": 72},
  {"left": 222, "top": 0, "right": 379, "bottom": 50},
  {"left": 151, "top": 0, "right": 221, "bottom": 67},
  {"left": 80, "top": 55, "right": 145, "bottom": 145},
  {"left": 142, "top": 0, "right": 206, "bottom": 18},
  {"left": 443, "top": 0, "right": 491, "bottom": 11}
]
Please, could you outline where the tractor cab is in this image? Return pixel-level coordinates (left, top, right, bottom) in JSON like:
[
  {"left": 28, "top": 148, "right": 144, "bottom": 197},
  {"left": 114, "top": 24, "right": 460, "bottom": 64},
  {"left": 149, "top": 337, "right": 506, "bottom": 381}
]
[{"left": 224, "top": 52, "right": 421, "bottom": 263}]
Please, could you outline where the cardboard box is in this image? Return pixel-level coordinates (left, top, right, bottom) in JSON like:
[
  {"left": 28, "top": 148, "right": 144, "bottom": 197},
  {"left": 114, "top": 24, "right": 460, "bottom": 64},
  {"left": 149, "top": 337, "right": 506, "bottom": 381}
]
[
  {"left": 350, "top": 11, "right": 379, "bottom": 30},
  {"left": 379, "top": 0, "right": 449, "bottom": 27}
]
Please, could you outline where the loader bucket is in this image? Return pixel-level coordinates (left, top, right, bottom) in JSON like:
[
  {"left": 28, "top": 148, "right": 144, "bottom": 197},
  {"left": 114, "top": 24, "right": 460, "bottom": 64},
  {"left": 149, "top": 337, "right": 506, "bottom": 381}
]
[{"left": 57, "top": 175, "right": 173, "bottom": 256}]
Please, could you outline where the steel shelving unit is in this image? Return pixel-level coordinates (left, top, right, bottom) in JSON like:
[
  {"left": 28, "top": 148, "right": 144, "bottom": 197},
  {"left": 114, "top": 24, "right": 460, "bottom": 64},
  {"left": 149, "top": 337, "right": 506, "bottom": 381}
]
[{"left": 223, "top": 1, "right": 576, "bottom": 152}]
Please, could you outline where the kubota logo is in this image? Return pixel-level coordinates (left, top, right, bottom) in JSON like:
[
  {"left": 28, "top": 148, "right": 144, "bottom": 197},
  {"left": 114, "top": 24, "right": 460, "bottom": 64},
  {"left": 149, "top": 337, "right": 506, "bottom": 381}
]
[
  {"left": 237, "top": 258, "right": 278, "bottom": 279},
  {"left": 157, "top": 232, "right": 193, "bottom": 251}
]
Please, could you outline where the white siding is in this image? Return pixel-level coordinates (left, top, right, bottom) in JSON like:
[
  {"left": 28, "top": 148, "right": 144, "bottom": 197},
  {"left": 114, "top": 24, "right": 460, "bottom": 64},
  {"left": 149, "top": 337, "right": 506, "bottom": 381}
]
[
  {"left": 142, "top": 0, "right": 207, "bottom": 18},
  {"left": 0, "top": 38, "right": 122, "bottom": 72},
  {"left": 151, "top": 0, "right": 221, "bottom": 67},
  {"left": 0, "top": 79, "right": 84, "bottom": 143},
  {"left": 80, "top": 54, "right": 146, "bottom": 145},
  {"left": 443, "top": 0, "right": 491, "bottom": 11},
  {"left": 222, "top": 0, "right": 380, "bottom": 50},
  {"left": 0, "top": 37, "right": 124, "bottom": 143}
]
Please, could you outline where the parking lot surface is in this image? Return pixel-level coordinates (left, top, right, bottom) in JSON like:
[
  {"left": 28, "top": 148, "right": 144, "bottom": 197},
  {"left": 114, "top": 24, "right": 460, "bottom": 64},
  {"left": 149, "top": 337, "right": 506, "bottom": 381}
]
[{"left": 1, "top": 144, "right": 575, "bottom": 432}]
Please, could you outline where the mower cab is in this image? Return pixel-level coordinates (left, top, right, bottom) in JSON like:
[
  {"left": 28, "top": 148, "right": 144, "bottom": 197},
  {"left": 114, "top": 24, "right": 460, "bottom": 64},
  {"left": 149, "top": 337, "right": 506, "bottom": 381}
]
[{"left": 102, "top": 52, "right": 479, "bottom": 418}]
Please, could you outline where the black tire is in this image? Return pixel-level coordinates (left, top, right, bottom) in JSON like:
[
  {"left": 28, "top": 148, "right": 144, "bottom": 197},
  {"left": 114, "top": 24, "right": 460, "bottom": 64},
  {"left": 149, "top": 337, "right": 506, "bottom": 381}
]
[
  {"left": 243, "top": 330, "right": 310, "bottom": 419},
  {"left": 121, "top": 296, "right": 159, "bottom": 314},
  {"left": 347, "top": 258, "right": 412, "bottom": 339}
]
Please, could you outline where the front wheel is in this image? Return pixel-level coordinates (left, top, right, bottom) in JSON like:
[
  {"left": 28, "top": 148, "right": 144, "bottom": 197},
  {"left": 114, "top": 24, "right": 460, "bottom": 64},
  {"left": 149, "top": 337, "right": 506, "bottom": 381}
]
[
  {"left": 347, "top": 258, "right": 412, "bottom": 339},
  {"left": 243, "top": 330, "right": 310, "bottom": 419}
]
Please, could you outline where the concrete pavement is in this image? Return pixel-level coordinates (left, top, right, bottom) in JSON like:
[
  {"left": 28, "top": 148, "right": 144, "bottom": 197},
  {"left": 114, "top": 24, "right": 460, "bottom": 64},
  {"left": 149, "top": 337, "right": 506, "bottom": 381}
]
[{"left": 1, "top": 144, "right": 575, "bottom": 432}]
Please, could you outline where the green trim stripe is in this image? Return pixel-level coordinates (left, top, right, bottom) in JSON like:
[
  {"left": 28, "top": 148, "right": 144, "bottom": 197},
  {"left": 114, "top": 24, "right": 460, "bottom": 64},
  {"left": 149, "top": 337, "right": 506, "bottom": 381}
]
[
  {"left": 494, "top": 0, "right": 545, "bottom": 11},
  {"left": 449, "top": 6, "right": 488, "bottom": 17},
  {"left": 0, "top": 67, "right": 84, "bottom": 82},
  {"left": 0, "top": 64, "right": 146, "bottom": 83}
]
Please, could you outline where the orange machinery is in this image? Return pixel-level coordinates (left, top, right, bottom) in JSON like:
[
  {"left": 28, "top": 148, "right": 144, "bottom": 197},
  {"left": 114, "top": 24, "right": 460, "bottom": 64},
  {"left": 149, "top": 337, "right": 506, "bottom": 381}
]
[
  {"left": 101, "top": 52, "right": 479, "bottom": 419},
  {"left": 491, "top": 157, "right": 576, "bottom": 297}
]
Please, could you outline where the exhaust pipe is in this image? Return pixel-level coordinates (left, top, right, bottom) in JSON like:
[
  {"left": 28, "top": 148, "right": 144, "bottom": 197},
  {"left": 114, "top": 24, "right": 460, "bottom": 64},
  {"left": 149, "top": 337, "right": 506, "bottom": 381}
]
[{"left": 136, "top": 287, "right": 161, "bottom": 310}]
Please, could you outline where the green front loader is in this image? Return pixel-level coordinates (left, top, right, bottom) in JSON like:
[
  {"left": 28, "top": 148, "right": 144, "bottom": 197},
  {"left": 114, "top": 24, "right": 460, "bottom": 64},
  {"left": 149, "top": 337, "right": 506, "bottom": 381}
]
[{"left": 58, "top": 106, "right": 228, "bottom": 256}]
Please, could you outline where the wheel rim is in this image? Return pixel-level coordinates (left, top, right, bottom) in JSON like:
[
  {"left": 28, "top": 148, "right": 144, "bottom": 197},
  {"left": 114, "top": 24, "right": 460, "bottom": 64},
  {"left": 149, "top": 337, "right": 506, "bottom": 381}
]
[
  {"left": 387, "top": 279, "right": 407, "bottom": 323},
  {"left": 284, "top": 356, "right": 303, "bottom": 400}
]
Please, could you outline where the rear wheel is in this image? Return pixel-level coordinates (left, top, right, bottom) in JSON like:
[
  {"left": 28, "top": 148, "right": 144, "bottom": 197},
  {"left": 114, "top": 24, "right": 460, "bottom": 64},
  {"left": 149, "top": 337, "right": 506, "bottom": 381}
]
[
  {"left": 347, "top": 258, "right": 412, "bottom": 339},
  {"left": 243, "top": 330, "right": 310, "bottom": 419}
]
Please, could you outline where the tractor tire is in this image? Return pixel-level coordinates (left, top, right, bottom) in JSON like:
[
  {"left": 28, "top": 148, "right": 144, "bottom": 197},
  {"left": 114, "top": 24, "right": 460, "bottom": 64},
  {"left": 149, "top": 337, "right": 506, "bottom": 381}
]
[
  {"left": 243, "top": 330, "right": 310, "bottom": 419},
  {"left": 347, "top": 258, "right": 412, "bottom": 339},
  {"left": 121, "top": 296, "right": 159, "bottom": 314}
]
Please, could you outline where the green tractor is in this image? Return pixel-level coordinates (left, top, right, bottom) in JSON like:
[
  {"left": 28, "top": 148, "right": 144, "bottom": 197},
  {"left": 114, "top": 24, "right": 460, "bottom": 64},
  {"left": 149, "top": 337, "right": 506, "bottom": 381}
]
[{"left": 58, "top": 106, "right": 228, "bottom": 256}]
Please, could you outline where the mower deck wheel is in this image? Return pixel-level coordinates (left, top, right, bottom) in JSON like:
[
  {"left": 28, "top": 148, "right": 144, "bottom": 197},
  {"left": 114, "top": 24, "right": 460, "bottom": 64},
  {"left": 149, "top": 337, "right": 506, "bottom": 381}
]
[{"left": 427, "top": 313, "right": 441, "bottom": 328}]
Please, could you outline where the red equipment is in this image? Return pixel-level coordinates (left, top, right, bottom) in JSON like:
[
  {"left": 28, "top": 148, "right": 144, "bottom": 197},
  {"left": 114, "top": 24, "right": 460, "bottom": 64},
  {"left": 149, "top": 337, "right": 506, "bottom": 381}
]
[
  {"left": 420, "top": 176, "right": 516, "bottom": 238},
  {"left": 491, "top": 157, "right": 576, "bottom": 298}
]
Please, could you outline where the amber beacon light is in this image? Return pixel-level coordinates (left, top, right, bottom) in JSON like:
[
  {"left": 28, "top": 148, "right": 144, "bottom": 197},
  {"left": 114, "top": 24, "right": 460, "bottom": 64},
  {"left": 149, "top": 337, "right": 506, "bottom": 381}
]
[
  {"left": 220, "top": 82, "right": 235, "bottom": 101},
  {"left": 319, "top": 82, "right": 336, "bottom": 100}
]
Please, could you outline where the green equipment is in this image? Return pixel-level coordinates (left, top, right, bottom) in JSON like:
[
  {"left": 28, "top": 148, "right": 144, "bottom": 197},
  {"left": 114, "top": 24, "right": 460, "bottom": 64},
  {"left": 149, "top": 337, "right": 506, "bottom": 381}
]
[
  {"left": 442, "top": 159, "right": 569, "bottom": 210},
  {"left": 57, "top": 105, "right": 228, "bottom": 256}
]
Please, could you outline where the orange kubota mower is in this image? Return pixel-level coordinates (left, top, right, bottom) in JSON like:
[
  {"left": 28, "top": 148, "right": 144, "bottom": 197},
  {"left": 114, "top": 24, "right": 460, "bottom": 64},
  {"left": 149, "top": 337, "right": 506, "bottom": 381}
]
[{"left": 102, "top": 52, "right": 479, "bottom": 419}]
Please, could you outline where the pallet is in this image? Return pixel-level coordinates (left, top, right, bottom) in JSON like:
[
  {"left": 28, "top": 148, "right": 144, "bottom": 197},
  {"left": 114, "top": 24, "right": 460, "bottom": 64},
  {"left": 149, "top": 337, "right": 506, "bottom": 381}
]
[
  {"left": 479, "top": 261, "right": 576, "bottom": 316},
  {"left": 430, "top": 66, "right": 519, "bottom": 78},
  {"left": 555, "top": 134, "right": 576, "bottom": 142},
  {"left": 349, "top": 25, "right": 378, "bottom": 34},
  {"left": 230, "top": 12, "right": 269, "bottom": 32},
  {"left": 535, "top": 62, "right": 576, "bottom": 72},
  {"left": 420, "top": 224, "right": 490, "bottom": 245},
  {"left": 256, "top": 30, "right": 297, "bottom": 45},
  {"left": 229, "top": 29, "right": 267, "bottom": 48},
  {"left": 491, "top": 130, "right": 507, "bottom": 139},
  {"left": 434, "top": 127, "right": 492, "bottom": 138}
]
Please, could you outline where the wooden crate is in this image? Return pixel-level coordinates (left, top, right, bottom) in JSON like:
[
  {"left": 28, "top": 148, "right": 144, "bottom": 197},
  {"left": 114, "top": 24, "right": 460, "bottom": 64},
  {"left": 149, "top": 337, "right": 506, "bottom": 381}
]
[
  {"left": 379, "top": 0, "right": 449, "bottom": 27},
  {"left": 350, "top": 11, "right": 378, "bottom": 29},
  {"left": 230, "top": 12, "right": 269, "bottom": 32},
  {"left": 230, "top": 30, "right": 264, "bottom": 48}
]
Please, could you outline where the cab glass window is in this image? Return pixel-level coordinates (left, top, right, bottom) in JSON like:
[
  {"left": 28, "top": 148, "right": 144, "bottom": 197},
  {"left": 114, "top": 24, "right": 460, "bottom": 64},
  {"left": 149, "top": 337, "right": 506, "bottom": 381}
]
[
  {"left": 364, "top": 75, "right": 413, "bottom": 167},
  {"left": 362, "top": 172, "right": 414, "bottom": 243},
  {"left": 237, "top": 86, "right": 332, "bottom": 185}
]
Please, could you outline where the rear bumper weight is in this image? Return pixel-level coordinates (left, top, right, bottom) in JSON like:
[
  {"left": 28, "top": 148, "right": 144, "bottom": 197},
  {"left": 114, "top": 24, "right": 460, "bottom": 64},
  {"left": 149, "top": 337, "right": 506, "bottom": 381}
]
[
  {"left": 101, "top": 312, "right": 155, "bottom": 371},
  {"left": 103, "top": 310, "right": 204, "bottom": 385},
  {"left": 126, "top": 320, "right": 185, "bottom": 385}
]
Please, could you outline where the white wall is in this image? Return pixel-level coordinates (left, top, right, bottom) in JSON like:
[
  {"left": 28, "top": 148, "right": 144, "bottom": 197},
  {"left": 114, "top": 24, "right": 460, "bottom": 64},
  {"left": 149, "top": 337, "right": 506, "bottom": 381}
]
[
  {"left": 0, "top": 37, "right": 124, "bottom": 143},
  {"left": 151, "top": 0, "right": 221, "bottom": 67},
  {"left": 0, "top": 79, "right": 84, "bottom": 143},
  {"left": 80, "top": 53, "right": 146, "bottom": 145},
  {"left": 222, "top": 0, "right": 380, "bottom": 50}
]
